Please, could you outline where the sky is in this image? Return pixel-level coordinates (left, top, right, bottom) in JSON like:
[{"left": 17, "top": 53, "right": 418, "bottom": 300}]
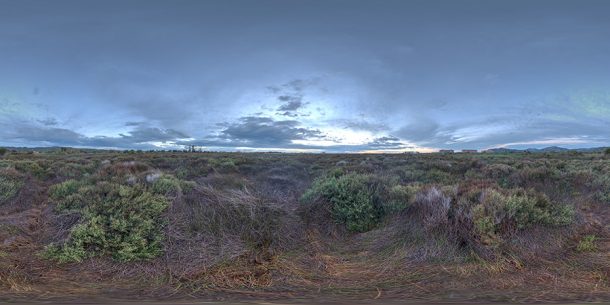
[{"left": 1, "top": 0, "right": 609, "bottom": 152}]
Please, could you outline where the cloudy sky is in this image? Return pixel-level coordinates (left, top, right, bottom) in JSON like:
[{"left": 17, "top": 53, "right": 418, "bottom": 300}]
[{"left": 1, "top": 0, "right": 609, "bottom": 152}]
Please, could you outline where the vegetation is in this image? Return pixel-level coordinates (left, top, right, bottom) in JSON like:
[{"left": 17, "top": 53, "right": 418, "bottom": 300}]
[
  {"left": 576, "top": 235, "right": 598, "bottom": 252},
  {"left": 301, "top": 173, "right": 384, "bottom": 232},
  {"left": 0, "top": 149, "right": 608, "bottom": 301},
  {"left": 0, "top": 169, "right": 24, "bottom": 204}
]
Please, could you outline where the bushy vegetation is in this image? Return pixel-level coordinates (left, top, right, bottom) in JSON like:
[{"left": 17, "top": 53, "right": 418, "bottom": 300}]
[
  {"left": 45, "top": 165, "right": 175, "bottom": 262},
  {"left": 1, "top": 149, "right": 608, "bottom": 299},
  {"left": 0, "top": 169, "right": 24, "bottom": 204},
  {"left": 301, "top": 173, "right": 385, "bottom": 232},
  {"left": 45, "top": 181, "right": 169, "bottom": 262},
  {"left": 13, "top": 161, "right": 47, "bottom": 179},
  {"left": 576, "top": 235, "right": 597, "bottom": 252}
]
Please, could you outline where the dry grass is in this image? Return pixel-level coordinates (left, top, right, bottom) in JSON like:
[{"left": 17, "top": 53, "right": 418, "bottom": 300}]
[{"left": 0, "top": 150, "right": 608, "bottom": 302}]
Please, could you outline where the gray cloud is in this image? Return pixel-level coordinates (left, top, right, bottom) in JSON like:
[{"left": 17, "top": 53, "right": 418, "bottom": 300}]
[
  {"left": 395, "top": 117, "right": 445, "bottom": 144},
  {"left": 216, "top": 116, "right": 323, "bottom": 146},
  {"left": 334, "top": 119, "right": 388, "bottom": 133},
  {"left": 37, "top": 117, "right": 59, "bottom": 126},
  {"left": 1, "top": 121, "right": 190, "bottom": 149},
  {"left": 2, "top": 1, "right": 610, "bottom": 151},
  {"left": 277, "top": 98, "right": 304, "bottom": 111}
]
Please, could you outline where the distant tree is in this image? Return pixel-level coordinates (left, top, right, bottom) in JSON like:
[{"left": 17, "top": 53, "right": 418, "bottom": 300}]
[
  {"left": 0, "top": 147, "right": 6, "bottom": 156},
  {"left": 605, "top": 148, "right": 610, "bottom": 155}
]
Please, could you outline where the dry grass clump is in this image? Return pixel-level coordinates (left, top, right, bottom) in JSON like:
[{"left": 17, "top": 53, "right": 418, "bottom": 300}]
[
  {"left": 401, "top": 184, "right": 576, "bottom": 260},
  {"left": 0, "top": 168, "right": 24, "bottom": 205},
  {"left": 164, "top": 183, "right": 301, "bottom": 284}
]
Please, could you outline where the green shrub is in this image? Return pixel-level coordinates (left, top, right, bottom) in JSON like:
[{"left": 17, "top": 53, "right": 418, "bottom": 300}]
[
  {"left": 0, "top": 170, "right": 23, "bottom": 204},
  {"left": 151, "top": 175, "right": 182, "bottom": 195},
  {"left": 605, "top": 148, "right": 610, "bottom": 155},
  {"left": 301, "top": 173, "right": 383, "bottom": 232},
  {"left": 576, "top": 235, "right": 597, "bottom": 252},
  {"left": 384, "top": 184, "right": 420, "bottom": 212},
  {"left": 0, "top": 148, "right": 7, "bottom": 156},
  {"left": 13, "top": 161, "right": 47, "bottom": 179},
  {"left": 210, "top": 158, "right": 239, "bottom": 172},
  {"left": 49, "top": 179, "right": 82, "bottom": 201},
  {"left": 503, "top": 189, "right": 574, "bottom": 228},
  {"left": 44, "top": 181, "right": 169, "bottom": 262}
]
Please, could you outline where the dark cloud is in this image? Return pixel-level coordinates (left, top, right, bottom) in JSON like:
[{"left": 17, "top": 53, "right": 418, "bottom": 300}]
[
  {"left": 277, "top": 98, "right": 303, "bottom": 111},
  {"left": 216, "top": 116, "right": 324, "bottom": 146},
  {"left": 36, "top": 117, "right": 58, "bottom": 126},
  {"left": 335, "top": 119, "right": 388, "bottom": 132},
  {"left": 276, "top": 95, "right": 306, "bottom": 117},
  {"left": 395, "top": 117, "right": 445, "bottom": 143},
  {"left": 395, "top": 115, "right": 610, "bottom": 150},
  {"left": 125, "top": 121, "right": 143, "bottom": 126},
  {"left": 366, "top": 136, "right": 412, "bottom": 149},
  {"left": 1, "top": 121, "right": 190, "bottom": 149}
]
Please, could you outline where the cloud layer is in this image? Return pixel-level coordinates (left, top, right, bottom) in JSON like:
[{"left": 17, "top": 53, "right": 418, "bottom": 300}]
[{"left": 1, "top": 0, "right": 610, "bottom": 151}]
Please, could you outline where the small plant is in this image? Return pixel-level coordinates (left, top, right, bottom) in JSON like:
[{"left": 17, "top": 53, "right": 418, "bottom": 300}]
[
  {"left": 576, "top": 235, "right": 597, "bottom": 252},
  {"left": 13, "top": 161, "right": 47, "bottom": 179},
  {"left": 503, "top": 189, "right": 574, "bottom": 228},
  {"left": 301, "top": 173, "right": 384, "bottom": 232},
  {"left": 384, "top": 184, "right": 420, "bottom": 212},
  {"left": 45, "top": 180, "right": 169, "bottom": 263},
  {"left": 151, "top": 175, "right": 182, "bottom": 195},
  {"left": 49, "top": 179, "right": 82, "bottom": 200},
  {"left": 0, "top": 170, "right": 24, "bottom": 204}
]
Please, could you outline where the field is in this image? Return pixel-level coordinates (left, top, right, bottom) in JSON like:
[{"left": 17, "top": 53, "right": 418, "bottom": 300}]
[{"left": 0, "top": 149, "right": 609, "bottom": 302}]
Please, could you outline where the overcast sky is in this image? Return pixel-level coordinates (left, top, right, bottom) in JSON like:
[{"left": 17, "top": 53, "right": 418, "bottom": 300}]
[{"left": 1, "top": 0, "right": 609, "bottom": 152}]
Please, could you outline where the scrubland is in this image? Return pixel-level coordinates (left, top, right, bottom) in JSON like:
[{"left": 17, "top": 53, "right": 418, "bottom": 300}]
[{"left": 0, "top": 149, "right": 608, "bottom": 302}]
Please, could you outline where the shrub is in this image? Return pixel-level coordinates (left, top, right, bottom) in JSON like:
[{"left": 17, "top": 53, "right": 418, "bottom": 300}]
[
  {"left": 301, "top": 173, "right": 383, "bottom": 232},
  {"left": 0, "top": 148, "right": 7, "bottom": 156},
  {"left": 13, "top": 161, "right": 47, "bottom": 179},
  {"left": 49, "top": 179, "right": 82, "bottom": 201},
  {"left": 411, "top": 186, "right": 451, "bottom": 232},
  {"left": 605, "top": 148, "right": 610, "bottom": 155},
  {"left": 576, "top": 235, "right": 597, "bottom": 252},
  {"left": 503, "top": 189, "right": 574, "bottom": 228},
  {"left": 409, "top": 185, "right": 576, "bottom": 257},
  {"left": 384, "top": 184, "right": 420, "bottom": 212},
  {"left": 44, "top": 181, "right": 169, "bottom": 262},
  {"left": 0, "top": 169, "right": 23, "bottom": 204},
  {"left": 210, "top": 158, "right": 239, "bottom": 172},
  {"left": 151, "top": 175, "right": 182, "bottom": 196}
]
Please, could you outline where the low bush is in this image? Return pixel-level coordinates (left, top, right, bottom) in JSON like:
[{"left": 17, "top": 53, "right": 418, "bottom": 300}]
[
  {"left": 576, "top": 235, "right": 597, "bottom": 252},
  {"left": 44, "top": 182, "right": 169, "bottom": 262},
  {"left": 0, "top": 169, "right": 24, "bottom": 204},
  {"left": 151, "top": 175, "right": 182, "bottom": 196},
  {"left": 502, "top": 189, "right": 574, "bottom": 228},
  {"left": 49, "top": 179, "right": 82, "bottom": 200},
  {"left": 406, "top": 185, "right": 575, "bottom": 256},
  {"left": 210, "top": 158, "right": 239, "bottom": 172},
  {"left": 301, "top": 173, "right": 384, "bottom": 232},
  {"left": 13, "top": 161, "right": 47, "bottom": 179},
  {"left": 384, "top": 184, "right": 420, "bottom": 212},
  {"left": 411, "top": 186, "right": 451, "bottom": 232}
]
